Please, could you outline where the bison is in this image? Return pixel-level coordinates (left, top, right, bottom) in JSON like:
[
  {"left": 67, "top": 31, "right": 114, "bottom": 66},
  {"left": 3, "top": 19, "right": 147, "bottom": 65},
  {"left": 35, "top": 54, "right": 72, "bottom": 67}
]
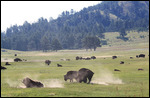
[
  {"left": 76, "top": 68, "right": 94, "bottom": 84},
  {"left": 57, "top": 64, "right": 62, "bottom": 67},
  {"left": 138, "top": 68, "right": 144, "bottom": 71},
  {"left": 45, "top": 60, "right": 51, "bottom": 66},
  {"left": 130, "top": 57, "right": 133, "bottom": 59},
  {"left": 64, "top": 71, "right": 78, "bottom": 82},
  {"left": 120, "top": 61, "right": 124, "bottom": 64},
  {"left": 1, "top": 66, "right": 7, "bottom": 70},
  {"left": 22, "top": 77, "right": 44, "bottom": 88},
  {"left": 114, "top": 69, "right": 121, "bottom": 71},
  {"left": 14, "top": 58, "right": 22, "bottom": 62},
  {"left": 85, "top": 57, "right": 91, "bottom": 60},
  {"left": 91, "top": 56, "right": 96, "bottom": 59},
  {"left": 76, "top": 56, "right": 82, "bottom": 60},
  {"left": 76, "top": 56, "right": 80, "bottom": 60},
  {"left": 136, "top": 55, "right": 139, "bottom": 58},
  {"left": 112, "top": 56, "right": 117, "bottom": 59},
  {"left": 5, "top": 62, "right": 11, "bottom": 65},
  {"left": 139, "top": 54, "right": 145, "bottom": 58}
]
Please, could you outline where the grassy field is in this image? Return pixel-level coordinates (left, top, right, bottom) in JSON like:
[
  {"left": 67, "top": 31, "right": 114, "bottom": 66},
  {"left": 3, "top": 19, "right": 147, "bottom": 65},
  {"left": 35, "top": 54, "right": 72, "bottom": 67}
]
[{"left": 1, "top": 42, "right": 149, "bottom": 97}]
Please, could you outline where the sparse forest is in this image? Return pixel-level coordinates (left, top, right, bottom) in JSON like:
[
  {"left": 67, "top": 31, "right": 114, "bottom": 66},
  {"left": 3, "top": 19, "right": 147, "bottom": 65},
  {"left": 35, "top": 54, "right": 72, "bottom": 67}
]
[{"left": 1, "top": 1, "right": 149, "bottom": 51}]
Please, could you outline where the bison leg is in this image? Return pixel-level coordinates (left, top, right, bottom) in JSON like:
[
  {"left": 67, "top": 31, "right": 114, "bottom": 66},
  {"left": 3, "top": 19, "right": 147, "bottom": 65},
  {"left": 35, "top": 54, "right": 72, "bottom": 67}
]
[
  {"left": 83, "top": 78, "right": 87, "bottom": 83},
  {"left": 87, "top": 75, "right": 93, "bottom": 84},
  {"left": 70, "top": 79, "right": 73, "bottom": 82}
]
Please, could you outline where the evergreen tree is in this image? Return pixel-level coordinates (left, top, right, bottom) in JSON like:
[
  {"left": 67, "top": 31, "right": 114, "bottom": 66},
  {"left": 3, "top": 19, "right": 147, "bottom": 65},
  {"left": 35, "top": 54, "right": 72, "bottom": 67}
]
[
  {"left": 40, "top": 35, "right": 51, "bottom": 52},
  {"left": 51, "top": 38, "right": 62, "bottom": 52}
]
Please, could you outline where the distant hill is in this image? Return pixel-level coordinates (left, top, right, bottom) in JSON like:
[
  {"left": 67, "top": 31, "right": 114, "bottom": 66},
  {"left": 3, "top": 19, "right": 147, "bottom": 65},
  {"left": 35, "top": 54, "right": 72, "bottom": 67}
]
[{"left": 1, "top": 1, "right": 149, "bottom": 51}]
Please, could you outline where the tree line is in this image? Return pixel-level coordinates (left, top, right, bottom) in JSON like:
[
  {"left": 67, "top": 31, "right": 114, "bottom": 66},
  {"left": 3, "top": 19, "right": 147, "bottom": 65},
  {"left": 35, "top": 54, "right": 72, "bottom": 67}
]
[{"left": 1, "top": 1, "right": 149, "bottom": 51}]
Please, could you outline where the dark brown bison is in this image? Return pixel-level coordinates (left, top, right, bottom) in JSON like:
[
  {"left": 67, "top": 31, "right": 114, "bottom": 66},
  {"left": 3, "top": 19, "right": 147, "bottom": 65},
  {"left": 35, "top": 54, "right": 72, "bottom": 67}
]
[
  {"left": 45, "top": 60, "right": 51, "bottom": 65},
  {"left": 114, "top": 69, "right": 121, "bottom": 71},
  {"left": 76, "top": 56, "right": 82, "bottom": 60},
  {"left": 5, "top": 62, "right": 11, "bottom": 65},
  {"left": 14, "top": 58, "right": 22, "bottom": 62},
  {"left": 139, "top": 54, "right": 145, "bottom": 58},
  {"left": 14, "top": 54, "right": 17, "bottom": 56},
  {"left": 120, "top": 61, "right": 124, "bottom": 64},
  {"left": 76, "top": 68, "right": 94, "bottom": 84},
  {"left": 130, "top": 57, "right": 133, "bottom": 59},
  {"left": 85, "top": 57, "right": 91, "bottom": 60},
  {"left": 22, "top": 77, "right": 44, "bottom": 88},
  {"left": 91, "top": 56, "right": 96, "bottom": 60},
  {"left": 1, "top": 66, "right": 7, "bottom": 70},
  {"left": 64, "top": 71, "right": 78, "bottom": 82},
  {"left": 76, "top": 56, "right": 80, "bottom": 60},
  {"left": 57, "top": 64, "right": 62, "bottom": 67},
  {"left": 138, "top": 68, "right": 144, "bottom": 71},
  {"left": 112, "top": 56, "right": 117, "bottom": 59}
]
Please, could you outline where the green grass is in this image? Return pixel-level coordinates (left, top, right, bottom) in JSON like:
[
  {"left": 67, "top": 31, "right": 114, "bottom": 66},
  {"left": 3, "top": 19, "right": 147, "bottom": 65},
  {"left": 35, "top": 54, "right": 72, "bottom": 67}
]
[{"left": 1, "top": 42, "right": 149, "bottom": 97}]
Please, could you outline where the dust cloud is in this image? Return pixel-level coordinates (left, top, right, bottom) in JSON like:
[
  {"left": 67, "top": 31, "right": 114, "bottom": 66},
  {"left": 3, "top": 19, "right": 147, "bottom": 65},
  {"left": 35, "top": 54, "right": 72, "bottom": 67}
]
[
  {"left": 5, "top": 74, "right": 64, "bottom": 88},
  {"left": 91, "top": 68, "right": 124, "bottom": 85},
  {"left": 1, "top": 58, "right": 14, "bottom": 62},
  {"left": 42, "top": 79, "right": 64, "bottom": 88}
]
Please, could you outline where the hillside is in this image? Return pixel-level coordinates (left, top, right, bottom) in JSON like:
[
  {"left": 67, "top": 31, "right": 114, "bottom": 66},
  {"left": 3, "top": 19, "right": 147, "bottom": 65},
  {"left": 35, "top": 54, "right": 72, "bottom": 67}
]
[{"left": 1, "top": 1, "right": 149, "bottom": 51}]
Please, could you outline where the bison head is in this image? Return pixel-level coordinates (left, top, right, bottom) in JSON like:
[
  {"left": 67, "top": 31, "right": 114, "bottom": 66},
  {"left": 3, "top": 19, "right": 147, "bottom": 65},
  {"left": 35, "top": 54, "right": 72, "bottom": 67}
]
[{"left": 64, "top": 75, "right": 68, "bottom": 81}]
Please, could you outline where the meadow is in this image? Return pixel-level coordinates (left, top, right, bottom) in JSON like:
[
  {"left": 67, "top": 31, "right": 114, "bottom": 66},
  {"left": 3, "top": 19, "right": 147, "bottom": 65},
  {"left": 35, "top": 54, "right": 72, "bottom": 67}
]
[{"left": 1, "top": 42, "right": 149, "bottom": 97}]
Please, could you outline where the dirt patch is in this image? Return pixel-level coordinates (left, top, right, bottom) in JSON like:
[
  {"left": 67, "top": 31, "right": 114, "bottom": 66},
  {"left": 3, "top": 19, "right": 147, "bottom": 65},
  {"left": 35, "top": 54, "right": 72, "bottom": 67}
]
[{"left": 1, "top": 58, "right": 14, "bottom": 62}]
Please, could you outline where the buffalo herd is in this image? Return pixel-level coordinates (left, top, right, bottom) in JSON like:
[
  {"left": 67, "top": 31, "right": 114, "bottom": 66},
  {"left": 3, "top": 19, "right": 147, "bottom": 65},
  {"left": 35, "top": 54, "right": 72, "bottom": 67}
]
[
  {"left": 76, "top": 56, "right": 96, "bottom": 60},
  {"left": 2, "top": 53, "right": 148, "bottom": 87}
]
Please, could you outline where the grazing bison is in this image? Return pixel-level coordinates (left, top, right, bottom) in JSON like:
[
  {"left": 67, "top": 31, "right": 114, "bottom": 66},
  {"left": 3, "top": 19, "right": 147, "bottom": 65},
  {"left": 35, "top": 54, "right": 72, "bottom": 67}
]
[
  {"left": 1, "top": 66, "right": 7, "bottom": 70},
  {"left": 64, "top": 71, "right": 78, "bottom": 82},
  {"left": 22, "top": 77, "right": 44, "bottom": 88},
  {"left": 45, "top": 60, "right": 51, "bottom": 65},
  {"left": 85, "top": 57, "right": 91, "bottom": 60},
  {"left": 120, "top": 61, "right": 124, "bottom": 64},
  {"left": 5, "top": 62, "right": 11, "bottom": 65},
  {"left": 57, "top": 64, "right": 62, "bottom": 67},
  {"left": 112, "top": 56, "right": 117, "bottom": 59},
  {"left": 76, "top": 56, "right": 80, "bottom": 60},
  {"left": 76, "top": 68, "right": 94, "bottom": 84},
  {"left": 139, "top": 54, "right": 145, "bottom": 58},
  {"left": 130, "top": 57, "right": 133, "bottom": 59},
  {"left": 91, "top": 56, "right": 96, "bottom": 60},
  {"left": 114, "top": 69, "right": 120, "bottom": 71},
  {"left": 14, "top": 58, "right": 22, "bottom": 62},
  {"left": 76, "top": 56, "right": 83, "bottom": 60},
  {"left": 138, "top": 68, "right": 144, "bottom": 71},
  {"left": 14, "top": 54, "right": 17, "bottom": 56}
]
